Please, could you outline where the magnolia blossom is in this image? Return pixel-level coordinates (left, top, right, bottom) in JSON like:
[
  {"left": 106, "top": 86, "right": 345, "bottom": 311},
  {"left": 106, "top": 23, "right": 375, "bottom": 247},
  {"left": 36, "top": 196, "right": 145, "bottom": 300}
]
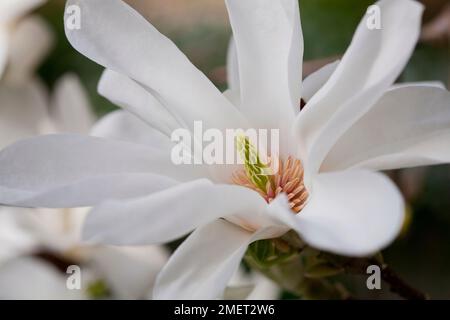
[{"left": 0, "top": 0, "right": 449, "bottom": 300}]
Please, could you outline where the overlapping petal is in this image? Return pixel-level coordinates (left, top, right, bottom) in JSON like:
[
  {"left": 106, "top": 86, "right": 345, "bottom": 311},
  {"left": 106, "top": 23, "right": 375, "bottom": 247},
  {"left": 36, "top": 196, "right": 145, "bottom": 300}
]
[
  {"left": 83, "top": 181, "right": 269, "bottom": 245},
  {"left": 322, "top": 85, "right": 450, "bottom": 171},
  {"left": 225, "top": 0, "right": 303, "bottom": 151},
  {"left": 98, "top": 69, "right": 181, "bottom": 137},
  {"left": 0, "top": 134, "right": 204, "bottom": 207},
  {"left": 65, "top": 0, "right": 246, "bottom": 133},
  {"left": 294, "top": 0, "right": 424, "bottom": 183},
  {"left": 91, "top": 110, "right": 175, "bottom": 151}
]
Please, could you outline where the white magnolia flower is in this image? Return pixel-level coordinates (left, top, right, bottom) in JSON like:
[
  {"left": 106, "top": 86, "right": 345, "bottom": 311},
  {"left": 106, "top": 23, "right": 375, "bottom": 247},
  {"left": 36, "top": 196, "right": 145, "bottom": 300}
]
[
  {"left": 0, "top": 0, "right": 449, "bottom": 299},
  {"left": 0, "top": 0, "right": 48, "bottom": 80}
]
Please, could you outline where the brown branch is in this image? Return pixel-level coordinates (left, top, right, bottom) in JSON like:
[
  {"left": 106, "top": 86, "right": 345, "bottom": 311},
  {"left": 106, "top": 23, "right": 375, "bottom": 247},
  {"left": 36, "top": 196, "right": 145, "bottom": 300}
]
[{"left": 345, "top": 258, "right": 428, "bottom": 300}]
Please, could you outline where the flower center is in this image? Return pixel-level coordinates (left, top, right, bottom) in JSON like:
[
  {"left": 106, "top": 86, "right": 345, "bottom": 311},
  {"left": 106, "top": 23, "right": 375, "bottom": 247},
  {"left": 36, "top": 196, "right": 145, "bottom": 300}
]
[{"left": 232, "top": 136, "right": 308, "bottom": 213}]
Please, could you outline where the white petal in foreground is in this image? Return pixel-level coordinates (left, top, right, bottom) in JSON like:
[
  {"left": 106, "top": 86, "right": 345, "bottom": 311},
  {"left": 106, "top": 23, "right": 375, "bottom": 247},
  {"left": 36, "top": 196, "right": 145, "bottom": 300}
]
[
  {"left": 0, "top": 134, "right": 199, "bottom": 207},
  {"left": 225, "top": 0, "right": 302, "bottom": 131},
  {"left": 295, "top": 0, "right": 424, "bottom": 180},
  {"left": 272, "top": 170, "right": 404, "bottom": 257},
  {"left": 65, "top": 0, "right": 245, "bottom": 132},
  {"left": 83, "top": 181, "right": 268, "bottom": 245},
  {"left": 153, "top": 219, "right": 285, "bottom": 300}
]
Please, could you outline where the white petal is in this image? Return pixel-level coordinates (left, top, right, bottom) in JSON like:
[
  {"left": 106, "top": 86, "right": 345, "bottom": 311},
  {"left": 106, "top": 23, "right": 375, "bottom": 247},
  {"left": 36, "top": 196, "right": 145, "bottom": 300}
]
[
  {"left": 98, "top": 69, "right": 180, "bottom": 137},
  {"left": 83, "top": 181, "right": 268, "bottom": 245},
  {"left": 0, "top": 134, "right": 200, "bottom": 207},
  {"left": 272, "top": 170, "right": 404, "bottom": 257},
  {"left": 49, "top": 73, "right": 95, "bottom": 134},
  {"left": 294, "top": 0, "right": 424, "bottom": 182},
  {"left": 0, "top": 256, "right": 85, "bottom": 299},
  {"left": 225, "top": 0, "right": 302, "bottom": 138},
  {"left": 65, "top": 0, "right": 246, "bottom": 132},
  {"left": 5, "top": 15, "right": 53, "bottom": 84},
  {"left": 84, "top": 246, "right": 169, "bottom": 299},
  {"left": 301, "top": 60, "right": 339, "bottom": 102},
  {"left": 91, "top": 110, "right": 175, "bottom": 151},
  {"left": 322, "top": 86, "right": 450, "bottom": 171},
  {"left": 0, "top": 81, "right": 48, "bottom": 149},
  {"left": 154, "top": 219, "right": 284, "bottom": 299}
]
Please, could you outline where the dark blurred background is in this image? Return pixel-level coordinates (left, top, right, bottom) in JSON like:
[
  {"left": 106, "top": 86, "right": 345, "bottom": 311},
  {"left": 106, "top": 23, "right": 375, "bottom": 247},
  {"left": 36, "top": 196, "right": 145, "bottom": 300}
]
[{"left": 34, "top": 0, "right": 449, "bottom": 298}]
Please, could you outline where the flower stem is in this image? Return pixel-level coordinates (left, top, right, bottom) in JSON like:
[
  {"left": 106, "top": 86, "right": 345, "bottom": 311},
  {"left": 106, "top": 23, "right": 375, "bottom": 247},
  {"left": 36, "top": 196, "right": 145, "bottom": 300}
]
[
  {"left": 343, "top": 258, "right": 428, "bottom": 300},
  {"left": 247, "top": 233, "right": 428, "bottom": 300}
]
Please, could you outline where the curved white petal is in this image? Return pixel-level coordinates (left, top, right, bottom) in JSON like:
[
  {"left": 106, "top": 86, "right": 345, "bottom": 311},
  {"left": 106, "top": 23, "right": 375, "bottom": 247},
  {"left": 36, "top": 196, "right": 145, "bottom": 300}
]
[
  {"left": 301, "top": 60, "right": 339, "bottom": 102},
  {"left": 65, "top": 0, "right": 246, "bottom": 132},
  {"left": 272, "top": 170, "right": 404, "bottom": 257},
  {"left": 83, "top": 181, "right": 268, "bottom": 245},
  {"left": 154, "top": 219, "right": 284, "bottom": 300},
  {"left": 91, "top": 110, "right": 175, "bottom": 151},
  {"left": 294, "top": 0, "right": 424, "bottom": 183},
  {"left": 225, "top": 0, "right": 302, "bottom": 148},
  {"left": 0, "top": 134, "right": 202, "bottom": 207},
  {"left": 98, "top": 69, "right": 181, "bottom": 137},
  {"left": 5, "top": 15, "right": 53, "bottom": 84},
  {"left": 49, "top": 73, "right": 95, "bottom": 134},
  {"left": 322, "top": 86, "right": 450, "bottom": 171},
  {"left": 0, "top": 81, "right": 48, "bottom": 149}
]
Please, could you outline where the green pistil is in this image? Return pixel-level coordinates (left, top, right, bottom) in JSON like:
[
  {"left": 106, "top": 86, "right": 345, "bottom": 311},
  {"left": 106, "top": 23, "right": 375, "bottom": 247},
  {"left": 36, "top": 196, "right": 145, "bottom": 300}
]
[{"left": 236, "top": 134, "right": 273, "bottom": 193}]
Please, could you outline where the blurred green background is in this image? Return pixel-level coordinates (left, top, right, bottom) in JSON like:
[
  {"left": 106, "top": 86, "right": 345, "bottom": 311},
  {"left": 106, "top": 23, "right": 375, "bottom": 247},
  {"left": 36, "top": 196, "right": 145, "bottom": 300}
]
[{"left": 34, "top": 0, "right": 449, "bottom": 298}]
